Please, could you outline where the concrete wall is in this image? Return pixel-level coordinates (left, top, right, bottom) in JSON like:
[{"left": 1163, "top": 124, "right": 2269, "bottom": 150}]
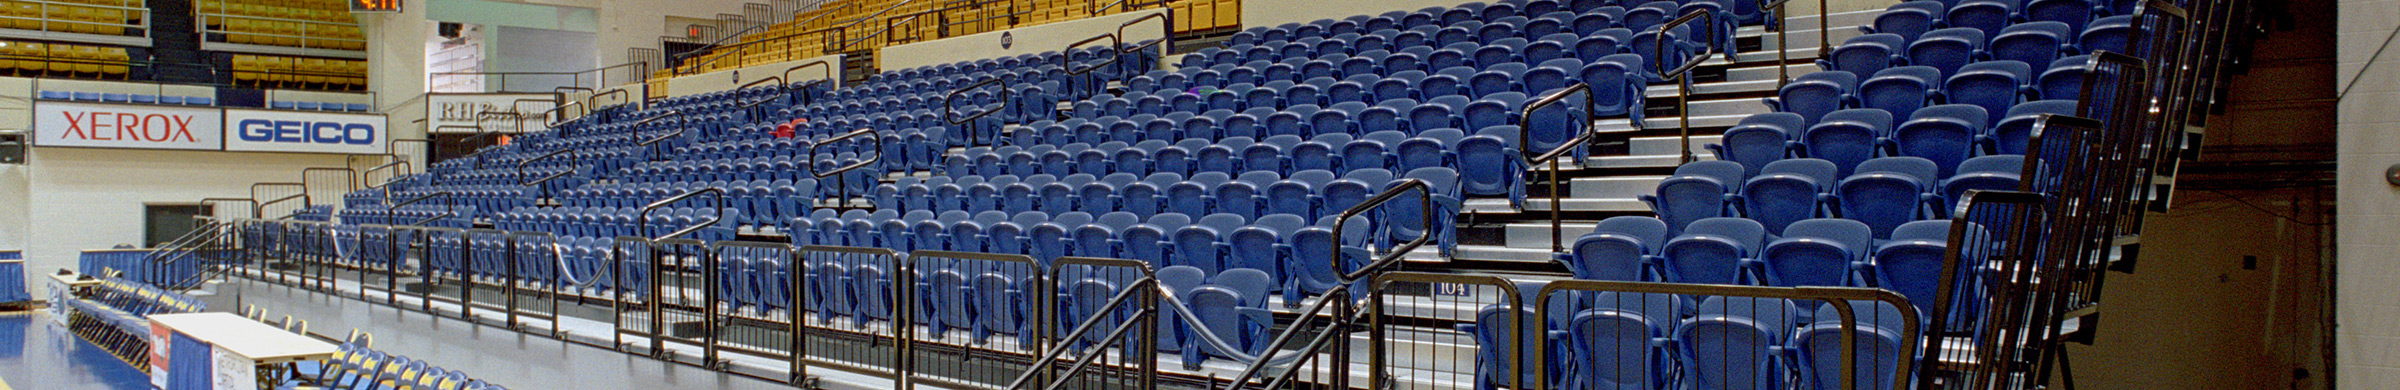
[
  {"left": 363, "top": 0, "right": 758, "bottom": 109},
  {"left": 662, "top": 53, "right": 843, "bottom": 95},
  {"left": 2337, "top": 0, "right": 2400, "bottom": 387},
  {"left": 877, "top": 9, "right": 1170, "bottom": 72},
  {"left": 8, "top": 147, "right": 348, "bottom": 295}
]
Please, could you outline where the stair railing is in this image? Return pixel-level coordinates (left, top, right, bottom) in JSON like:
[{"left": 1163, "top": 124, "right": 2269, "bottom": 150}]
[
  {"left": 1335, "top": 178, "right": 1434, "bottom": 281},
  {"left": 632, "top": 109, "right": 690, "bottom": 160},
  {"left": 543, "top": 101, "right": 585, "bottom": 129},
  {"left": 639, "top": 187, "right": 728, "bottom": 241},
  {"left": 390, "top": 191, "right": 457, "bottom": 227},
  {"left": 590, "top": 88, "right": 633, "bottom": 110},
  {"left": 1119, "top": 9, "right": 1173, "bottom": 74},
  {"left": 1519, "top": 83, "right": 1596, "bottom": 252},
  {"left": 783, "top": 59, "right": 836, "bottom": 106},
  {"left": 516, "top": 148, "right": 580, "bottom": 198},
  {"left": 1058, "top": 33, "right": 1123, "bottom": 98},
  {"left": 807, "top": 128, "right": 883, "bottom": 209},
  {"left": 941, "top": 78, "right": 1011, "bottom": 148},
  {"left": 1212, "top": 285, "right": 1360, "bottom": 390},
  {"left": 1655, "top": 9, "right": 1721, "bottom": 164},
  {"left": 1004, "top": 257, "right": 1159, "bottom": 390},
  {"left": 252, "top": 182, "right": 310, "bottom": 220}
]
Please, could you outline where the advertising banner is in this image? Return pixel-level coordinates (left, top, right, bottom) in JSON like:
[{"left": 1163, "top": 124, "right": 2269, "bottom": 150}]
[
  {"left": 221, "top": 109, "right": 389, "bottom": 154},
  {"left": 427, "top": 93, "right": 554, "bottom": 133},
  {"left": 34, "top": 102, "right": 224, "bottom": 150}
]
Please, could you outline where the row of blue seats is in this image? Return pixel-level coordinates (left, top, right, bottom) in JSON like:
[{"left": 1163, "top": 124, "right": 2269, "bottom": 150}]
[
  {"left": 1729, "top": 94, "right": 2071, "bottom": 179},
  {"left": 37, "top": 90, "right": 215, "bottom": 105},
  {"left": 1649, "top": 155, "right": 2019, "bottom": 241},
  {"left": 556, "top": 180, "right": 819, "bottom": 227},
  {"left": 268, "top": 100, "right": 375, "bottom": 112}
]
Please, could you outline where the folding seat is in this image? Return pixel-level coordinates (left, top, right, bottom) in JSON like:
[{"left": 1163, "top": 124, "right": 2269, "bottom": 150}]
[
  {"left": 1387, "top": 167, "right": 1464, "bottom": 253},
  {"left": 1908, "top": 27, "right": 1988, "bottom": 77},
  {"left": 1946, "top": 60, "right": 2036, "bottom": 125},
  {"left": 1308, "top": 103, "right": 1357, "bottom": 136},
  {"left": 1226, "top": 214, "right": 1308, "bottom": 283},
  {"left": 1562, "top": 291, "right": 1688, "bottom": 390},
  {"left": 1763, "top": 70, "right": 1860, "bottom": 126},
  {"left": 1345, "top": 131, "right": 1407, "bottom": 174},
  {"left": 1641, "top": 160, "right": 1747, "bottom": 236},
  {"left": 1858, "top": 66, "right": 1945, "bottom": 120},
  {"left": 1658, "top": 216, "right": 1768, "bottom": 285},
  {"left": 1677, "top": 296, "right": 1799, "bottom": 390},
  {"left": 1565, "top": 216, "right": 1671, "bottom": 281},
  {"left": 1196, "top": 138, "right": 1251, "bottom": 175},
  {"left": 1801, "top": 109, "right": 1897, "bottom": 177},
  {"left": 1839, "top": 157, "right": 1943, "bottom": 238},
  {"left": 1941, "top": 155, "right": 2027, "bottom": 212},
  {"left": 1622, "top": 1, "right": 1675, "bottom": 33},
  {"left": 1759, "top": 218, "right": 1874, "bottom": 288},
  {"left": 1990, "top": 21, "right": 2077, "bottom": 69},
  {"left": 1677, "top": 0, "right": 1739, "bottom": 51},
  {"left": 1455, "top": 280, "right": 1567, "bottom": 390},
  {"left": 1793, "top": 300, "right": 1912, "bottom": 390},
  {"left": 1181, "top": 273, "right": 1274, "bottom": 368},
  {"left": 1740, "top": 158, "right": 1840, "bottom": 236},
  {"left": 2080, "top": 15, "right": 2134, "bottom": 55},
  {"left": 1984, "top": 100, "right": 2077, "bottom": 155},
  {"left": 1705, "top": 112, "right": 1807, "bottom": 178},
  {"left": 1407, "top": 99, "right": 1459, "bottom": 132},
  {"left": 1029, "top": 212, "right": 1093, "bottom": 263},
  {"left": 1219, "top": 172, "right": 1275, "bottom": 219},
  {"left": 1454, "top": 126, "right": 1527, "bottom": 203},
  {"left": 1819, "top": 34, "right": 1909, "bottom": 76},
  {"left": 1397, "top": 128, "right": 1466, "bottom": 174},
  {"left": 1578, "top": 54, "right": 1649, "bottom": 125},
  {"left": 1519, "top": 64, "right": 1578, "bottom": 99},
  {"left": 2039, "top": 55, "right": 2092, "bottom": 100},
  {"left": 1167, "top": 173, "right": 1228, "bottom": 218},
  {"left": 1463, "top": 92, "right": 1528, "bottom": 132},
  {"left": 1948, "top": 0, "right": 2021, "bottom": 39},
  {"left": 1893, "top": 104, "right": 1993, "bottom": 177},
  {"left": 1247, "top": 135, "right": 1303, "bottom": 174},
  {"left": 1864, "top": 1, "right": 1944, "bottom": 42},
  {"left": 1871, "top": 220, "right": 1980, "bottom": 330}
]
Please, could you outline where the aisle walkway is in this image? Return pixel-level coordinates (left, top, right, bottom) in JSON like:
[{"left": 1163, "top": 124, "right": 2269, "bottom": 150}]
[
  {"left": 0, "top": 312, "right": 152, "bottom": 390},
  {"left": 218, "top": 280, "right": 797, "bottom": 390}
]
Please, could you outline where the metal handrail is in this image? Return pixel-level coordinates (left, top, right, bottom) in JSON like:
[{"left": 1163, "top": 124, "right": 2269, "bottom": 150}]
[
  {"left": 783, "top": 59, "right": 836, "bottom": 106},
  {"left": 516, "top": 148, "right": 579, "bottom": 191},
  {"left": 637, "top": 188, "right": 727, "bottom": 240},
  {"left": 632, "top": 110, "right": 690, "bottom": 157},
  {"left": 807, "top": 128, "right": 883, "bottom": 208},
  {"left": 940, "top": 77, "right": 1010, "bottom": 147},
  {"left": 201, "top": 197, "right": 260, "bottom": 220},
  {"left": 1656, "top": 9, "right": 1721, "bottom": 164},
  {"left": 252, "top": 182, "right": 310, "bottom": 220},
  {"left": 1058, "top": 33, "right": 1123, "bottom": 96},
  {"left": 1333, "top": 178, "right": 1434, "bottom": 281},
  {"left": 590, "top": 88, "right": 632, "bottom": 109},
  {"left": 300, "top": 167, "right": 359, "bottom": 194},
  {"left": 735, "top": 76, "right": 786, "bottom": 109},
  {"left": 674, "top": 3, "right": 848, "bottom": 66},
  {"left": 543, "top": 101, "right": 585, "bottom": 128},
  {"left": 1520, "top": 83, "right": 1596, "bottom": 252},
  {"left": 1530, "top": 279, "right": 1919, "bottom": 390},
  {"left": 1216, "top": 285, "right": 1359, "bottom": 390},
  {"left": 835, "top": 0, "right": 922, "bottom": 50},
  {"left": 389, "top": 191, "right": 456, "bottom": 226},
  {"left": 1117, "top": 8, "right": 1173, "bottom": 73},
  {"left": 1004, "top": 277, "right": 1157, "bottom": 390}
]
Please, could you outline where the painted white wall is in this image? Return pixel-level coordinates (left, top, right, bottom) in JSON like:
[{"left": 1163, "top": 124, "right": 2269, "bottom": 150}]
[
  {"left": 10, "top": 147, "right": 347, "bottom": 295},
  {"left": 662, "top": 53, "right": 844, "bottom": 95},
  {"left": 878, "top": 9, "right": 1170, "bottom": 72},
  {"left": 2337, "top": 0, "right": 2400, "bottom": 387}
]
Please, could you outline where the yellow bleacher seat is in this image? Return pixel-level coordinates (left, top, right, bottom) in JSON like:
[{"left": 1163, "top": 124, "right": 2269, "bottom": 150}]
[
  {"left": 232, "top": 55, "right": 259, "bottom": 85},
  {"left": 6, "top": 2, "right": 36, "bottom": 30},
  {"left": 99, "top": 47, "right": 124, "bottom": 78},
  {"left": 20, "top": 42, "right": 46, "bottom": 75},
  {"left": 70, "top": 45, "right": 97, "bottom": 76}
]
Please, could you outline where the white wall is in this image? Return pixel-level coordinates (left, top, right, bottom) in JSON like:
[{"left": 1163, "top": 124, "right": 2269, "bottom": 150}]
[
  {"left": 662, "top": 53, "right": 844, "bottom": 95},
  {"left": 878, "top": 9, "right": 1170, "bottom": 72},
  {"left": 2337, "top": 0, "right": 2400, "bottom": 387},
  {"left": 8, "top": 147, "right": 347, "bottom": 295}
]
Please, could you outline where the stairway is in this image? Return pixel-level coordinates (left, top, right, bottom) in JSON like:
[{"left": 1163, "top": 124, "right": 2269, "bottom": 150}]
[{"left": 145, "top": 0, "right": 214, "bottom": 84}]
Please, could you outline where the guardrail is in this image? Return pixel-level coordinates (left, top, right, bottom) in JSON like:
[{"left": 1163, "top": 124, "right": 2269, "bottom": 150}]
[
  {"left": 941, "top": 78, "right": 1009, "bottom": 148},
  {"left": 1519, "top": 83, "right": 1596, "bottom": 252},
  {"left": 1333, "top": 178, "right": 1432, "bottom": 280},
  {"left": 389, "top": 191, "right": 456, "bottom": 227},
  {"left": 807, "top": 128, "right": 882, "bottom": 209},
  {"left": 1655, "top": 9, "right": 1720, "bottom": 164},
  {"left": 1058, "top": 32, "right": 1122, "bottom": 97}
]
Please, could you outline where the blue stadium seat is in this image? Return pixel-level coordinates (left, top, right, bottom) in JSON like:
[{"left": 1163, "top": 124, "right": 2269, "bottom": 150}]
[
  {"left": 1767, "top": 71, "right": 1861, "bottom": 127},
  {"left": 1565, "top": 216, "right": 1670, "bottom": 281},
  {"left": 1457, "top": 126, "right": 1526, "bottom": 203},
  {"left": 1908, "top": 27, "right": 1988, "bottom": 76},
  {"left": 1893, "top": 104, "right": 1992, "bottom": 177},
  {"left": 1838, "top": 157, "right": 1942, "bottom": 238},
  {"left": 1677, "top": 296, "right": 1799, "bottom": 390},
  {"left": 1990, "top": 21, "right": 2077, "bottom": 69},
  {"left": 1819, "top": 34, "right": 1909, "bottom": 76},
  {"left": 1984, "top": 100, "right": 2078, "bottom": 155},
  {"left": 1575, "top": 29, "right": 1635, "bottom": 64},
  {"left": 2039, "top": 55, "right": 2092, "bottom": 100},
  {"left": 1859, "top": 66, "right": 1945, "bottom": 120},
  {"left": 1941, "top": 155, "right": 2027, "bottom": 213},
  {"left": 1946, "top": 0, "right": 2019, "bottom": 39},
  {"left": 1761, "top": 218, "right": 1874, "bottom": 287},
  {"left": 1863, "top": 1, "right": 1943, "bottom": 41},
  {"left": 1564, "top": 291, "right": 1687, "bottom": 390},
  {"left": 1641, "top": 160, "right": 1747, "bottom": 236},
  {"left": 1801, "top": 108, "right": 1897, "bottom": 177},
  {"left": 1793, "top": 301, "right": 1911, "bottom": 390},
  {"left": 1707, "top": 112, "right": 1807, "bottom": 177},
  {"left": 2080, "top": 15, "right": 2134, "bottom": 54},
  {"left": 1741, "top": 158, "right": 1840, "bottom": 234},
  {"left": 1870, "top": 220, "right": 1979, "bottom": 330},
  {"left": 1947, "top": 60, "right": 2036, "bottom": 125},
  {"left": 1661, "top": 217, "right": 1766, "bottom": 285}
]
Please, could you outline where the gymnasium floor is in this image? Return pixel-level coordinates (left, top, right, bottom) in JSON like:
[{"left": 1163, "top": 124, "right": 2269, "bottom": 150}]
[{"left": 0, "top": 312, "right": 153, "bottom": 390}]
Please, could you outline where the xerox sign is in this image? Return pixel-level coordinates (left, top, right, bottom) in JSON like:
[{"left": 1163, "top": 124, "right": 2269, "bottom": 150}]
[
  {"left": 33, "top": 102, "right": 223, "bottom": 150},
  {"left": 222, "top": 109, "right": 388, "bottom": 154}
]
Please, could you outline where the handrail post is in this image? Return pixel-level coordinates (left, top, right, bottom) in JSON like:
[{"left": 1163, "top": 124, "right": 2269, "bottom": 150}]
[
  {"left": 807, "top": 129, "right": 885, "bottom": 209},
  {"left": 1758, "top": 0, "right": 1791, "bottom": 87},
  {"left": 1520, "top": 83, "right": 1596, "bottom": 252},
  {"left": 783, "top": 60, "right": 836, "bottom": 106},
  {"left": 1657, "top": 10, "right": 1721, "bottom": 164},
  {"left": 1332, "top": 178, "right": 1435, "bottom": 281},
  {"left": 1057, "top": 33, "right": 1123, "bottom": 97},
  {"left": 1117, "top": 10, "right": 1172, "bottom": 78}
]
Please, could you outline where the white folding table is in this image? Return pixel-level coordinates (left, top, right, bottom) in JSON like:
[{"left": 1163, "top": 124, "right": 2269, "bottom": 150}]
[{"left": 148, "top": 312, "right": 338, "bottom": 390}]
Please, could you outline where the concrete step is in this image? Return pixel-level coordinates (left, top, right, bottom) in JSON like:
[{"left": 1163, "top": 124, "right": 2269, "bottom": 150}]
[{"left": 1504, "top": 222, "right": 1602, "bottom": 249}]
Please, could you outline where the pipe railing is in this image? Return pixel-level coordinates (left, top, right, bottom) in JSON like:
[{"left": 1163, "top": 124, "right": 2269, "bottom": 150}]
[
  {"left": 735, "top": 76, "right": 787, "bottom": 109},
  {"left": 637, "top": 188, "right": 727, "bottom": 241},
  {"left": 252, "top": 182, "right": 310, "bottom": 220},
  {"left": 1058, "top": 33, "right": 1123, "bottom": 97},
  {"left": 1333, "top": 178, "right": 1434, "bottom": 281},
  {"left": 1005, "top": 276, "right": 1158, "bottom": 390},
  {"left": 941, "top": 77, "right": 1011, "bottom": 148},
  {"left": 1519, "top": 83, "right": 1597, "bottom": 252},
  {"left": 1656, "top": 9, "right": 1721, "bottom": 164},
  {"left": 807, "top": 129, "right": 883, "bottom": 209},
  {"left": 389, "top": 191, "right": 457, "bottom": 227},
  {"left": 516, "top": 148, "right": 580, "bottom": 199},
  {"left": 1214, "top": 285, "right": 1358, "bottom": 390},
  {"left": 633, "top": 109, "right": 691, "bottom": 159},
  {"left": 783, "top": 59, "right": 836, "bottom": 105}
]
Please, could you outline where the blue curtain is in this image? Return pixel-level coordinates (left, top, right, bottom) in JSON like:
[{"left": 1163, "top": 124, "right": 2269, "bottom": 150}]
[
  {"left": 167, "top": 331, "right": 214, "bottom": 390},
  {"left": 0, "top": 258, "right": 25, "bottom": 303}
]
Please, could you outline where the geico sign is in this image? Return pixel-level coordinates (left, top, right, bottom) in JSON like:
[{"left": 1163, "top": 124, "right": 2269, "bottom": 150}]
[
  {"left": 61, "top": 111, "right": 202, "bottom": 142},
  {"left": 236, "top": 120, "right": 376, "bottom": 145},
  {"left": 33, "top": 102, "right": 223, "bottom": 150}
]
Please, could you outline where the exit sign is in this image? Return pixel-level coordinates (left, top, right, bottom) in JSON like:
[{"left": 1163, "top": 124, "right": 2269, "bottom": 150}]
[{"left": 351, "top": 0, "right": 400, "bottom": 13}]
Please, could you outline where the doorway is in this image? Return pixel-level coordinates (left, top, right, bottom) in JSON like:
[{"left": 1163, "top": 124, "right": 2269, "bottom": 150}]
[{"left": 144, "top": 204, "right": 213, "bottom": 248}]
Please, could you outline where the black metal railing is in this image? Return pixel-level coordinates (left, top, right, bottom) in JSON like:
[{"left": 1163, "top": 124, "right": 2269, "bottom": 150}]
[
  {"left": 1059, "top": 32, "right": 1122, "bottom": 97},
  {"left": 1656, "top": 9, "right": 1720, "bottom": 164},
  {"left": 390, "top": 191, "right": 457, "bottom": 227},
  {"left": 1519, "top": 83, "right": 1597, "bottom": 252},
  {"left": 942, "top": 78, "right": 1010, "bottom": 148},
  {"left": 1334, "top": 178, "right": 1433, "bottom": 280},
  {"left": 252, "top": 182, "right": 310, "bottom": 220},
  {"left": 807, "top": 128, "right": 883, "bottom": 209},
  {"left": 516, "top": 148, "right": 579, "bottom": 198},
  {"left": 639, "top": 188, "right": 727, "bottom": 241}
]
